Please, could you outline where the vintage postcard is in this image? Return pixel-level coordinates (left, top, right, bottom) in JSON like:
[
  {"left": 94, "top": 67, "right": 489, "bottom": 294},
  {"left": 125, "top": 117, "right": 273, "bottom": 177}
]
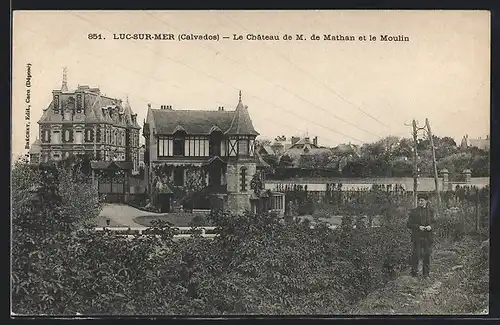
[{"left": 11, "top": 10, "right": 490, "bottom": 316}]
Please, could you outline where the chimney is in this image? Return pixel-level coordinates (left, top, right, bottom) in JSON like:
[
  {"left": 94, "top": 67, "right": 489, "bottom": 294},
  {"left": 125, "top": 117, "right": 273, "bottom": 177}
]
[
  {"left": 462, "top": 169, "right": 472, "bottom": 183},
  {"left": 147, "top": 103, "right": 151, "bottom": 109},
  {"left": 313, "top": 136, "right": 318, "bottom": 146}
]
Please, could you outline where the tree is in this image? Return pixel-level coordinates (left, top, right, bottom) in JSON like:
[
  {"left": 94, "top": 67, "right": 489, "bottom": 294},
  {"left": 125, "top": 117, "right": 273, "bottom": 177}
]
[
  {"left": 12, "top": 161, "right": 102, "bottom": 314},
  {"left": 298, "top": 151, "right": 336, "bottom": 169},
  {"left": 255, "top": 137, "right": 272, "bottom": 147}
]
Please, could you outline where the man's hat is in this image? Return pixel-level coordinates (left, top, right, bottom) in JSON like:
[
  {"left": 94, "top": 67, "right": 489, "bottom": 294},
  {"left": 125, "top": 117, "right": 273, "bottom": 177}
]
[{"left": 417, "top": 193, "right": 429, "bottom": 200}]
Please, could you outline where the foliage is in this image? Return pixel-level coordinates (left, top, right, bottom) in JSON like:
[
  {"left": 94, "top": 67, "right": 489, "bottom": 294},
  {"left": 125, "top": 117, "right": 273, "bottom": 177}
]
[
  {"left": 12, "top": 160, "right": 487, "bottom": 315},
  {"left": 298, "top": 151, "right": 337, "bottom": 169},
  {"left": 250, "top": 172, "right": 263, "bottom": 195},
  {"left": 270, "top": 135, "right": 489, "bottom": 178}
]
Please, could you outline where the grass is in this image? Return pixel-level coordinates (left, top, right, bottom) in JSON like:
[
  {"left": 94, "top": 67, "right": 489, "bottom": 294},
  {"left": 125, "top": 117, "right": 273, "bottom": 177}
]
[
  {"left": 133, "top": 213, "right": 198, "bottom": 227},
  {"left": 347, "top": 235, "right": 489, "bottom": 315}
]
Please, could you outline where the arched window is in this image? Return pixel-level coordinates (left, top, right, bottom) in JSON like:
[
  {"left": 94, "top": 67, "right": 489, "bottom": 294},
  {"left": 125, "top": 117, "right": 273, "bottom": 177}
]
[{"left": 240, "top": 167, "right": 247, "bottom": 192}]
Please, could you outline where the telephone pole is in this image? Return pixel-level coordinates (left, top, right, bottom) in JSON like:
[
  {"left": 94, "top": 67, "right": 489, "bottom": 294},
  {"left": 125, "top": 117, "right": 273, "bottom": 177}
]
[
  {"left": 411, "top": 120, "right": 419, "bottom": 208},
  {"left": 425, "top": 118, "right": 442, "bottom": 211}
]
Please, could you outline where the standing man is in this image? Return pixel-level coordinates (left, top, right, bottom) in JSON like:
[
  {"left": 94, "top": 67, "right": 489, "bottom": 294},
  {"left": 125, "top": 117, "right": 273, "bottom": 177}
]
[{"left": 407, "top": 193, "right": 436, "bottom": 278}]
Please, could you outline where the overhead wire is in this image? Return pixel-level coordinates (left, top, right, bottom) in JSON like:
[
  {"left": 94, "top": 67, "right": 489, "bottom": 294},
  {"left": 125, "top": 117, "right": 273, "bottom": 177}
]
[{"left": 70, "top": 12, "right": 366, "bottom": 144}]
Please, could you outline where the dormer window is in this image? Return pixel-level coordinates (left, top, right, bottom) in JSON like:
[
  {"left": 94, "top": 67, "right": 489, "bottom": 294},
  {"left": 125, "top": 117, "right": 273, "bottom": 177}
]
[
  {"left": 53, "top": 95, "right": 60, "bottom": 110},
  {"left": 76, "top": 94, "right": 83, "bottom": 110}
]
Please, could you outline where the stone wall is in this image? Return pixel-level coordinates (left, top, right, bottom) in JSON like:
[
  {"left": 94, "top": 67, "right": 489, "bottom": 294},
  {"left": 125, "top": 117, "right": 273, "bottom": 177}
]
[
  {"left": 226, "top": 161, "right": 257, "bottom": 214},
  {"left": 226, "top": 162, "right": 257, "bottom": 193},
  {"left": 227, "top": 193, "right": 252, "bottom": 215}
]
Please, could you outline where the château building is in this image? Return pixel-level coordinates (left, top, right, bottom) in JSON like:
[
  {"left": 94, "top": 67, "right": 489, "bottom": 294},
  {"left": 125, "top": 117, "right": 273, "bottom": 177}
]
[
  {"left": 143, "top": 92, "right": 285, "bottom": 214},
  {"left": 30, "top": 69, "right": 141, "bottom": 173}
]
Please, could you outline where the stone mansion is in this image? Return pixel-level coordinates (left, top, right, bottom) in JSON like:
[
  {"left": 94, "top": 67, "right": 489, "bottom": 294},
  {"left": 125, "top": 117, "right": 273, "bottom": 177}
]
[{"left": 29, "top": 70, "right": 141, "bottom": 174}]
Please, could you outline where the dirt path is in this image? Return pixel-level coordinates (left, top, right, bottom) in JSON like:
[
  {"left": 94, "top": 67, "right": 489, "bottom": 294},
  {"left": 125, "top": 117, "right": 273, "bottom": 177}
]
[{"left": 348, "top": 236, "right": 489, "bottom": 315}]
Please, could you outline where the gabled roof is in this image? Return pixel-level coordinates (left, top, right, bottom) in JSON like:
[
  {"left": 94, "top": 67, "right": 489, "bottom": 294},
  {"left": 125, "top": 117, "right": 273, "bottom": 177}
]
[
  {"left": 150, "top": 109, "right": 234, "bottom": 134},
  {"left": 259, "top": 145, "right": 275, "bottom": 155},
  {"left": 149, "top": 92, "right": 259, "bottom": 136},
  {"left": 255, "top": 151, "right": 274, "bottom": 171}
]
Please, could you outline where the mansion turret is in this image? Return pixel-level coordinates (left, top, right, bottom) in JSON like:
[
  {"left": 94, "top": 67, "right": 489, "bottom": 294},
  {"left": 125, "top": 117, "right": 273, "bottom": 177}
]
[{"left": 30, "top": 70, "right": 141, "bottom": 173}]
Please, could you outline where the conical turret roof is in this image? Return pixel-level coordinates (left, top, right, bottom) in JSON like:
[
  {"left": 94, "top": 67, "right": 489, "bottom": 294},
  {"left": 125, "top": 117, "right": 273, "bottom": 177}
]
[{"left": 225, "top": 91, "right": 259, "bottom": 135}]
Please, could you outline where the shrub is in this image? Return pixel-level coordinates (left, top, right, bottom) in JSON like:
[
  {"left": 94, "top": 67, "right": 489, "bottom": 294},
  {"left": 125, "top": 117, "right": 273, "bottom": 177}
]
[
  {"left": 435, "top": 215, "right": 465, "bottom": 242},
  {"left": 11, "top": 165, "right": 429, "bottom": 315}
]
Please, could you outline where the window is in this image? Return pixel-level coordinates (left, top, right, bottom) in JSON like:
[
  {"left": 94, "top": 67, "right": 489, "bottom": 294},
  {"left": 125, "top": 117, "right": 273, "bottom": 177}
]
[
  {"left": 183, "top": 137, "right": 210, "bottom": 157},
  {"left": 240, "top": 167, "right": 247, "bottom": 192},
  {"left": 173, "top": 138, "right": 184, "bottom": 156},
  {"left": 85, "top": 129, "right": 93, "bottom": 142},
  {"left": 220, "top": 140, "right": 227, "bottom": 156},
  {"left": 173, "top": 168, "right": 184, "bottom": 186},
  {"left": 272, "top": 195, "right": 283, "bottom": 210},
  {"left": 52, "top": 130, "right": 61, "bottom": 144},
  {"left": 158, "top": 137, "right": 173, "bottom": 157},
  {"left": 75, "top": 131, "right": 83, "bottom": 144},
  {"left": 42, "top": 130, "right": 50, "bottom": 143},
  {"left": 53, "top": 95, "right": 60, "bottom": 109},
  {"left": 64, "top": 129, "right": 71, "bottom": 142},
  {"left": 238, "top": 137, "right": 249, "bottom": 156},
  {"left": 76, "top": 94, "right": 83, "bottom": 110}
]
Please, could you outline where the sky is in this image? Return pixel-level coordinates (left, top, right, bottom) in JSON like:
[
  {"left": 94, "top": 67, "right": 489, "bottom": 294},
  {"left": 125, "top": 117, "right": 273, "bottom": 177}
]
[{"left": 12, "top": 10, "right": 490, "bottom": 159}]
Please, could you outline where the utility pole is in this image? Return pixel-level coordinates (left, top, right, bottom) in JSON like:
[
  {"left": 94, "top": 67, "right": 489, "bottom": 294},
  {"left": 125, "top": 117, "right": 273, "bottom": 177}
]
[
  {"left": 411, "top": 120, "right": 419, "bottom": 208},
  {"left": 425, "top": 118, "right": 442, "bottom": 212}
]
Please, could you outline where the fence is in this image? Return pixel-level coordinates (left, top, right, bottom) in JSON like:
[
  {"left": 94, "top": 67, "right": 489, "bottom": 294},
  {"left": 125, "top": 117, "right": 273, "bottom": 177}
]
[
  {"left": 94, "top": 226, "right": 218, "bottom": 239},
  {"left": 277, "top": 183, "right": 489, "bottom": 233}
]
